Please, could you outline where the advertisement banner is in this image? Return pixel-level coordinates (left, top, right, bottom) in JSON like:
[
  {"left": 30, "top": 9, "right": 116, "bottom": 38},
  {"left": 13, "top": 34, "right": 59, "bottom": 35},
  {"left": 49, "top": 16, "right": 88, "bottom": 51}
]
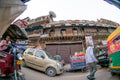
[{"left": 108, "top": 39, "right": 120, "bottom": 54}]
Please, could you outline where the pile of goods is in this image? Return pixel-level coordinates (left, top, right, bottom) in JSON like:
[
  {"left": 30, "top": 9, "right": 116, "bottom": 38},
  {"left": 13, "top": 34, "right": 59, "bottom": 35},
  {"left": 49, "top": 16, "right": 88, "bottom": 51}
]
[{"left": 70, "top": 51, "right": 86, "bottom": 70}]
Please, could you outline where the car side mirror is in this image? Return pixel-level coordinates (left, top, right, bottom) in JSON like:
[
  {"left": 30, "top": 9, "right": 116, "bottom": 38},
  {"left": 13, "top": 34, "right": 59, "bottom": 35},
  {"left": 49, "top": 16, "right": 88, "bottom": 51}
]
[{"left": 41, "top": 55, "right": 45, "bottom": 59}]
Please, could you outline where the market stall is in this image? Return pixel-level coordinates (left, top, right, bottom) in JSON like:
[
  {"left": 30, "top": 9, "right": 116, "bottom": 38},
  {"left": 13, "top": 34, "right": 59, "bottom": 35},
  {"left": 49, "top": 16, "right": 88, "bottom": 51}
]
[{"left": 70, "top": 51, "right": 86, "bottom": 71}]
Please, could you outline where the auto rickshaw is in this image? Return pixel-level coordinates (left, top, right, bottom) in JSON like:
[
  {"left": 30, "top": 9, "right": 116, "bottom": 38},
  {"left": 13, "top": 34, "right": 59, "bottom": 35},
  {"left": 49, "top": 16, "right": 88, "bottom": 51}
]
[
  {"left": 107, "top": 26, "right": 120, "bottom": 75},
  {"left": 96, "top": 46, "right": 109, "bottom": 67}
]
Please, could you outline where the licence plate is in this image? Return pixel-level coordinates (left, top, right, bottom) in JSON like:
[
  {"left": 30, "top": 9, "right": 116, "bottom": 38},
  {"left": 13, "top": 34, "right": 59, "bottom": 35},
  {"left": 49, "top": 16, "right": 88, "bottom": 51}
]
[{"left": 17, "top": 60, "right": 23, "bottom": 65}]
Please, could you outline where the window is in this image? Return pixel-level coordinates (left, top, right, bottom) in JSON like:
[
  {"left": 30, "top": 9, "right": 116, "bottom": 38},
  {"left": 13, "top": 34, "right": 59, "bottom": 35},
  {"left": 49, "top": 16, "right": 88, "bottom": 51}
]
[
  {"left": 25, "top": 48, "right": 34, "bottom": 55},
  {"left": 49, "top": 29, "right": 55, "bottom": 36},
  {"left": 28, "top": 52, "right": 33, "bottom": 55},
  {"left": 35, "top": 50, "right": 45, "bottom": 58},
  {"left": 73, "top": 27, "right": 78, "bottom": 36},
  {"left": 113, "top": 35, "right": 120, "bottom": 43},
  {"left": 61, "top": 28, "right": 66, "bottom": 36}
]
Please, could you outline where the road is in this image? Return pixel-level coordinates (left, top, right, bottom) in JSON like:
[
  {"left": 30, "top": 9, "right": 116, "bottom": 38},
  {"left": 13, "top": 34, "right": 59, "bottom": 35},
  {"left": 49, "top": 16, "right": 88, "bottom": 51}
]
[{"left": 22, "top": 65, "right": 120, "bottom": 80}]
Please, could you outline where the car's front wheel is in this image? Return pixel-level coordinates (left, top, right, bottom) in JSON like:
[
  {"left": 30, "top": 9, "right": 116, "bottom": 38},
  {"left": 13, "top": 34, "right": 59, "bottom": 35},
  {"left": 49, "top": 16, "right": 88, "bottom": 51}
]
[{"left": 46, "top": 67, "right": 56, "bottom": 77}]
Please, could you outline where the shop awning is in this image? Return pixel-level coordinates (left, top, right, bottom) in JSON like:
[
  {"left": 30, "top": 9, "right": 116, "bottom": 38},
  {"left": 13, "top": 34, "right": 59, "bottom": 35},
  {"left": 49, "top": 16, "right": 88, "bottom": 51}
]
[
  {"left": 0, "top": 0, "right": 26, "bottom": 38},
  {"left": 104, "top": 0, "right": 120, "bottom": 9},
  {"left": 3, "top": 24, "right": 28, "bottom": 40}
]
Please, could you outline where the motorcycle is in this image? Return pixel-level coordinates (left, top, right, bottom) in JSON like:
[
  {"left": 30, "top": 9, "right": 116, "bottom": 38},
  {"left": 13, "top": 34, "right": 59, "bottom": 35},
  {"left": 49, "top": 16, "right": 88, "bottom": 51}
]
[{"left": 0, "top": 42, "right": 25, "bottom": 80}]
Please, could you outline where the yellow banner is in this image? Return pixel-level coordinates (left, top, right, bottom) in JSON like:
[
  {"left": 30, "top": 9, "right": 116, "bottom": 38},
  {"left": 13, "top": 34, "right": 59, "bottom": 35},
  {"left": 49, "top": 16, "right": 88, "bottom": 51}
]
[
  {"left": 110, "top": 66, "right": 120, "bottom": 69},
  {"left": 107, "top": 26, "right": 120, "bottom": 42}
]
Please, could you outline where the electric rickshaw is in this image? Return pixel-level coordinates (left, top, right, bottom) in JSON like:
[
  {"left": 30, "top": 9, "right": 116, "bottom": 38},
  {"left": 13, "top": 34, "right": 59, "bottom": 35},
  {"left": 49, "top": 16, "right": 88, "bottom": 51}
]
[{"left": 107, "top": 26, "right": 120, "bottom": 75}]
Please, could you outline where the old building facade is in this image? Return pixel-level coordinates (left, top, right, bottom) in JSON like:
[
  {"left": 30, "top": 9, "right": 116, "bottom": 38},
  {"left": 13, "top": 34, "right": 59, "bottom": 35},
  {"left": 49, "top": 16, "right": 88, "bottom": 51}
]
[{"left": 17, "top": 15, "right": 119, "bottom": 63}]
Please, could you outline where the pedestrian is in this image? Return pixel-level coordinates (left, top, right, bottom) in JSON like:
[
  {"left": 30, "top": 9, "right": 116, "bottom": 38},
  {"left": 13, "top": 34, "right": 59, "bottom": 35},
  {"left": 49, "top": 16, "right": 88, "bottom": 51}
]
[
  {"left": 0, "top": 35, "right": 11, "bottom": 52},
  {"left": 85, "top": 42, "right": 98, "bottom": 80}
]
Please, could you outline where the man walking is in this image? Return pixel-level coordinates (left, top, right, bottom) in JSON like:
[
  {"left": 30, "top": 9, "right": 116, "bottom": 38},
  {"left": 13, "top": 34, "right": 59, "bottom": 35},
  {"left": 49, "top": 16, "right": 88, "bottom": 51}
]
[{"left": 85, "top": 42, "right": 98, "bottom": 80}]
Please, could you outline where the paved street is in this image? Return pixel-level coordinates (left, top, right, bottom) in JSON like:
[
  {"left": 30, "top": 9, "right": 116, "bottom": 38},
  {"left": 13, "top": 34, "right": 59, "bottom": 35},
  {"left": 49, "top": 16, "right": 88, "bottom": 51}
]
[{"left": 22, "top": 64, "right": 120, "bottom": 80}]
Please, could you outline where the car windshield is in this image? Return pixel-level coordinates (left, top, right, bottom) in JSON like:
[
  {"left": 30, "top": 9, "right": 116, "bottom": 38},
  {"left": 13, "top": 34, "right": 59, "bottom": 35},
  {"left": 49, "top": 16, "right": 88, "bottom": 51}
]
[{"left": 44, "top": 51, "right": 54, "bottom": 59}]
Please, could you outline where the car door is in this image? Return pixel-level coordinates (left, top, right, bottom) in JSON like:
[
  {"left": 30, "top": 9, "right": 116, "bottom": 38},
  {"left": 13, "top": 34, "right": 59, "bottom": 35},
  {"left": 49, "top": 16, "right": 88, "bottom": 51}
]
[
  {"left": 32, "top": 49, "right": 47, "bottom": 71},
  {"left": 24, "top": 48, "right": 35, "bottom": 67}
]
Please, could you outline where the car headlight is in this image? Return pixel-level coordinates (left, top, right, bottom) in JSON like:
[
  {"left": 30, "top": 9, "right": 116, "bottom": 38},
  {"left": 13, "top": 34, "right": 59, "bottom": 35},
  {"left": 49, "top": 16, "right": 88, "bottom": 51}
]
[{"left": 56, "top": 63, "right": 62, "bottom": 68}]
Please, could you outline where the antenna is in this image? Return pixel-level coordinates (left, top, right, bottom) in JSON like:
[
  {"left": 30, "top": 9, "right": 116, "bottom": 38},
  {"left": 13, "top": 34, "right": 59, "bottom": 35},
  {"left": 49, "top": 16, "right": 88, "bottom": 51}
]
[{"left": 49, "top": 11, "right": 56, "bottom": 18}]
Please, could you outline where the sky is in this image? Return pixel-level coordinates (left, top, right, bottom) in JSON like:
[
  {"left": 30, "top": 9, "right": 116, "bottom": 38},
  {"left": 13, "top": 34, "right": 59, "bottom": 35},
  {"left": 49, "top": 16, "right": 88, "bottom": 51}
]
[{"left": 18, "top": 0, "right": 120, "bottom": 24}]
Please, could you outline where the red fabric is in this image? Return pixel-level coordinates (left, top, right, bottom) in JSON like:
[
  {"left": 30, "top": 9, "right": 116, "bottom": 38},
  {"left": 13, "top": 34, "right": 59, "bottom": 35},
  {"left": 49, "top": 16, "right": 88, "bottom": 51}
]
[{"left": 0, "top": 53, "right": 13, "bottom": 75}]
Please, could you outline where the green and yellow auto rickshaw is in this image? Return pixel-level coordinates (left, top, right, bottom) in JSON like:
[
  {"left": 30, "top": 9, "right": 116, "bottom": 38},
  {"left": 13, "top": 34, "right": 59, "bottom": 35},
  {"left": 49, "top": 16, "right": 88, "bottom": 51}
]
[{"left": 107, "top": 26, "right": 120, "bottom": 75}]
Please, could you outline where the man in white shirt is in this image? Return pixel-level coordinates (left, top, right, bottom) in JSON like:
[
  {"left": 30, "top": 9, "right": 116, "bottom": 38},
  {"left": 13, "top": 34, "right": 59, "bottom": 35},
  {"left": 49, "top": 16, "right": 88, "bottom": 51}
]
[{"left": 85, "top": 42, "right": 98, "bottom": 80}]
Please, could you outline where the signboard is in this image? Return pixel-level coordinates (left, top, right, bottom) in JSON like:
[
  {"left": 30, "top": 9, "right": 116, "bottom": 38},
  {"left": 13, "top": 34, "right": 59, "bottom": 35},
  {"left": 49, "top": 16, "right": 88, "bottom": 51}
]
[{"left": 85, "top": 36, "right": 94, "bottom": 47}]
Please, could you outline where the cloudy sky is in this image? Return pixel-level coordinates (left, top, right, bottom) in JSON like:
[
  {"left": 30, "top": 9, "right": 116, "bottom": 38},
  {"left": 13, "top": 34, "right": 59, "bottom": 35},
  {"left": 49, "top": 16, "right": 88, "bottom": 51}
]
[{"left": 18, "top": 0, "right": 120, "bottom": 24}]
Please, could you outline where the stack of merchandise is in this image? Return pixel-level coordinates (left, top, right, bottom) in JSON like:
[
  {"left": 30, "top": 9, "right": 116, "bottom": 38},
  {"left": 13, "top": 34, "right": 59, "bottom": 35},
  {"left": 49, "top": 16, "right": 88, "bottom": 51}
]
[{"left": 70, "top": 51, "right": 86, "bottom": 70}]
